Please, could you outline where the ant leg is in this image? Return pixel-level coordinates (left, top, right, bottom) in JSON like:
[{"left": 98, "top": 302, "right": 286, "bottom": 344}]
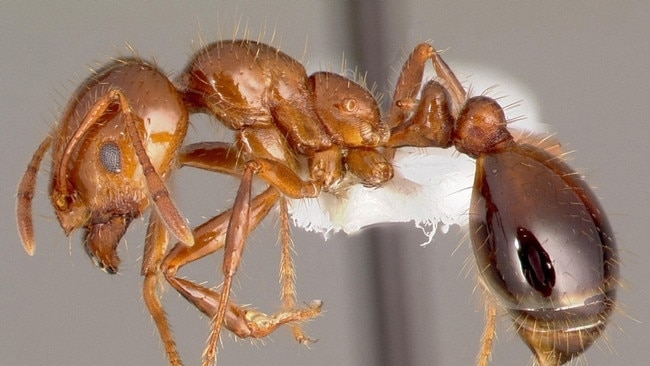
[
  {"left": 162, "top": 186, "right": 279, "bottom": 286},
  {"left": 385, "top": 81, "right": 455, "bottom": 148},
  {"left": 167, "top": 276, "right": 322, "bottom": 339},
  {"left": 179, "top": 141, "right": 242, "bottom": 176},
  {"left": 278, "top": 197, "right": 318, "bottom": 344},
  {"left": 141, "top": 211, "right": 183, "bottom": 366},
  {"left": 388, "top": 43, "right": 436, "bottom": 129},
  {"left": 254, "top": 158, "right": 320, "bottom": 198},
  {"left": 309, "top": 145, "right": 344, "bottom": 189},
  {"left": 162, "top": 187, "right": 321, "bottom": 334},
  {"left": 203, "top": 158, "right": 319, "bottom": 364},
  {"left": 203, "top": 161, "right": 256, "bottom": 366},
  {"left": 477, "top": 295, "right": 497, "bottom": 366},
  {"left": 386, "top": 43, "right": 459, "bottom": 149},
  {"left": 162, "top": 185, "right": 278, "bottom": 346},
  {"left": 16, "top": 136, "right": 52, "bottom": 255},
  {"left": 177, "top": 142, "right": 324, "bottom": 363},
  {"left": 429, "top": 47, "right": 467, "bottom": 114},
  {"left": 118, "top": 96, "right": 193, "bottom": 247},
  {"left": 160, "top": 186, "right": 322, "bottom": 362},
  {"left": 388, "top": 42, "right": 467, "bottom": 119},
  {"left": 181, "top": 140, "right": 320, "bottom": 199}
]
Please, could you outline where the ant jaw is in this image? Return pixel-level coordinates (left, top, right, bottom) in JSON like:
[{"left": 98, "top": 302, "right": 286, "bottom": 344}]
[{"left": 83, "top": 215, "right": 132, "bottom": 274}]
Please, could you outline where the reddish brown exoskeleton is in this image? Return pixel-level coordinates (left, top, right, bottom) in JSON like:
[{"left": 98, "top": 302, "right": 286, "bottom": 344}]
[
  {"left": 163, "top": 40, "right": 618, "bottom": 366},
  {"left": 164, "top": 39, "right": 395, "bottom": 364},
  {"left": 15, "top": 42, "right": 396, "bottom": 366},
  {"left": 16, "top": 39, "right": 618, "bottom": 366}
]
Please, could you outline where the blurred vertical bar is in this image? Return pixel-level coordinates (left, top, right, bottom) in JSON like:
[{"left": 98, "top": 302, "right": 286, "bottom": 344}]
[{"left": 342, "top": 2, "right": 419, "bottom": 365}]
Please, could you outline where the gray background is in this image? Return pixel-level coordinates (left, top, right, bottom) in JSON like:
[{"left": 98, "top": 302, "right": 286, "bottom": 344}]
[{"left": 1, "top": 1, "right": 647, "bottom": 365}]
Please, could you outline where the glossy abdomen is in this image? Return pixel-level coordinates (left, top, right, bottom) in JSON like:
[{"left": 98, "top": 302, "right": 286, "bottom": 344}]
[{"left": 469, "top": 144, "right": 617, "bottom": 364}]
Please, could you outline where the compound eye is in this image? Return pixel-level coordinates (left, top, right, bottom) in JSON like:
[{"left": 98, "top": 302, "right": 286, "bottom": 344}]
[
  {"left": 100, "top": 142, "right": 122, "bottom": 173},
  {"left": 341, "top": 98, "right": 358, "bottom": 113}
]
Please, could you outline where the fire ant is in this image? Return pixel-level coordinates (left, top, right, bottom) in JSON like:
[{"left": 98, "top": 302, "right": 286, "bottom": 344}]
[{"left": 16, "top": 39, "right": 618, "bottom": 366}]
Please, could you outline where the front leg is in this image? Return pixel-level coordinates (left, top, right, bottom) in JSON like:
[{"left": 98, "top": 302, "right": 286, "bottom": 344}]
[
  {"left": 167, "top": 276, "right": 322, "bottom": 340},
  {"left": 141, "top": 210, "right": 183, "bottom": 366},
  {"left": 387, "top": 43, "right": 436, "bottom": 130},
  {"left": 202, "top": 159, "right": 320, "bottom": 365},
  {"left": 178, "top": 141, "right": 325, "bottom": 365},
  {"left": 278, "top": 197, "right": 320, "bottom": 345},
  {"left": 386, "top": 81, "right": 454, "bottom": 148},
  {"left": 203, "top": 162, "right": 255, "bottom": 365},
  {"left": 386, "top": 43, "right": 469, "bottom": 149},
  {"left": 181, "top": 140, "right": 320, "bottom": 199},
  {"left": 160, "top": 187, "right": 322, "bottom": 363}
]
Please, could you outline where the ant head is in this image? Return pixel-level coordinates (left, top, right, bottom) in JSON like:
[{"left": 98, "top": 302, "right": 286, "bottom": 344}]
[{"left": 50, "top": 117, "right": 149, "bottom": 272}]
